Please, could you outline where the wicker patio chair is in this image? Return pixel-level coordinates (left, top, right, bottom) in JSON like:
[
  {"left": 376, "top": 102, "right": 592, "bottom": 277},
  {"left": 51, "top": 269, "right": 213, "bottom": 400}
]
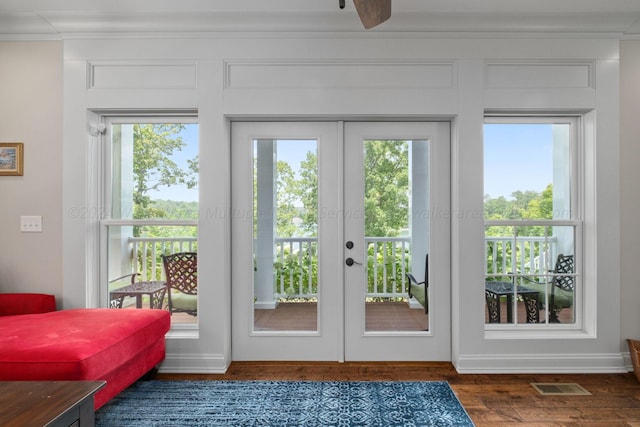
[{"left": 162, "top": 252, "right": 198, "bottom": 316}]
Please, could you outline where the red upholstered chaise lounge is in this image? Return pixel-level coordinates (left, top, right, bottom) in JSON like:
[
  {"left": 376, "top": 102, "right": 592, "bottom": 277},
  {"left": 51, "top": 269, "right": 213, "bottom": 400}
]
[{"left": 0, "top": 293, "right": 170, "bottom": 409}]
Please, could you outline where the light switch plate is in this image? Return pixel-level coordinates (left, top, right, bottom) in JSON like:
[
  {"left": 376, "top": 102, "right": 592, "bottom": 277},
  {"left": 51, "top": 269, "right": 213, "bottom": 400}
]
[{"left": 20, "top": 215, "right": 42, "bottom": 232}]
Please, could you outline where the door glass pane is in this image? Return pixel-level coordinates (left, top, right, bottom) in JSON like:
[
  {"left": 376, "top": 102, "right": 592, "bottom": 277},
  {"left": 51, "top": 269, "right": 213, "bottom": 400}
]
[
  {"left": 363, "top": 139, "right": 429, "bottom": 332},
  {"left": 108, "top": 122, "right": 199, "bottom": 325},
  {"left": 253, "top": 139, "right": 318, "bottom": 332}
]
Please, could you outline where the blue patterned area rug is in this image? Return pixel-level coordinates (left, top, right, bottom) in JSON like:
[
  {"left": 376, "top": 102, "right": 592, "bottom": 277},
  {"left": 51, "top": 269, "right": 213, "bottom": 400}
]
[{"left": 96, "top": 380, "right": 474, "bottom": 426}]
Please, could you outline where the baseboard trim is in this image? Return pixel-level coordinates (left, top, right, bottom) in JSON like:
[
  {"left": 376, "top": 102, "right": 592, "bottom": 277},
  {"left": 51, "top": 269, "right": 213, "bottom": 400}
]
[
  {"left": 455, "top": 352, "right": 628, "bottom": 374},
  {"left": 158, "top": 352, "right": 633, "bottom": 375}
]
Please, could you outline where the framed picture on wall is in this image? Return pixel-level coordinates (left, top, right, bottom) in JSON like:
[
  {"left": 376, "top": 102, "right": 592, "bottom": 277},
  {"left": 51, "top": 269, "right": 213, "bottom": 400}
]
[{"left": 0, "top": 142, "right": 24, "bottom": 176}]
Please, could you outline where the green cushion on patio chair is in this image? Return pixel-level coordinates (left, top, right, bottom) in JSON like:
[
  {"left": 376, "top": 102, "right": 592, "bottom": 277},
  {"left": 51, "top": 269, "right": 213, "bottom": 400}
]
[
  {"left": 522, "top": 254, "right": 574, "bottom": 323},
  {"left": 406, "top": 254, "right": 428, "bottom": 314},
  {"left": 521, "top": 282, "right": 574, "bottom": 311},
  {"left": 169, "top": 292, "right": 198, "bottom": 314},
  {"left": 409, "top": 281, "right": 427, "bottom": 310}
]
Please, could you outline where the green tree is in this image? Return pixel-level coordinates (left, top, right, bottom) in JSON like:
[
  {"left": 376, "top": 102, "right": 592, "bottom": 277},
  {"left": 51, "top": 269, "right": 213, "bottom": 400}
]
[
  {"left": 363, "top": 140, "right": 409, "bottom": 237},
  {"left": 133, "top": 124, "right": 198, "bottom": 220},
  {"left": 522, "top": 184, "right": 553, "bottom": 220},
  {"left": 146, "top": 199, "right": 199, "bottom": 239},
  {"left": 510, "top": 190, "right": 540, "bottom": 217},
  {"left": 484, "top": 195, "right": 510, "bottom": 220},
  {"left": 293, "top": 151, "right": 319, "bottom": 236},
  {"left": 276, "top": 160, "right": 301, "bottom": 237},
  {"left": 272, "top": 140, "right": 410, "bottom": 238}
]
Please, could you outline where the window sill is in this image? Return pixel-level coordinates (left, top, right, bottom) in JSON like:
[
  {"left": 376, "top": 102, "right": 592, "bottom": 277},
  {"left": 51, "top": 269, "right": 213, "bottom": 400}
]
[
  {"left": 167, "top": 324, "right": 199, "bottom": 339},
  {"left": 484, "top": 326, "right": 594, "bottom": 340}
]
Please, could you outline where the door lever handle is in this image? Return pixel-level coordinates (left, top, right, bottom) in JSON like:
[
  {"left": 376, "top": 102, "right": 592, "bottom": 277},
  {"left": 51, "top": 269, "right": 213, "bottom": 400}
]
[{"left": 345, "top": 257, "right": 362, "bottom": 266}]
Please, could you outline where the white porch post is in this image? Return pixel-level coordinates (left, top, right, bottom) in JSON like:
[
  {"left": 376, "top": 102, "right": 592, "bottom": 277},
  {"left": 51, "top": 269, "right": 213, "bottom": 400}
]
[
  {"left": 409, "top": 140, "right": 429, "bottom": 308},
  {"left": 254, "top": 139, "right": 277, "bottom": 309},
  {"left": 552, "top": 125, "right": 572, "bottom": 259},
  {"left": 109, "top": 124, "right": 135, "bottom": 279}
]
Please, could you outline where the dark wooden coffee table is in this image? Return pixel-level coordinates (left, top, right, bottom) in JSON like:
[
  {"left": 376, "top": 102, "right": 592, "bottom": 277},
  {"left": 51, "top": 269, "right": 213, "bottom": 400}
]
[{"left": 0, "top": 381, "right": 105, "bottom": 427}]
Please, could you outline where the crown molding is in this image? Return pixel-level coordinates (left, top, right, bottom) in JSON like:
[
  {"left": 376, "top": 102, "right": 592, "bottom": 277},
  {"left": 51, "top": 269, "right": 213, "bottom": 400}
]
[{"left": 0, "top": 9, "right": 639, "bottom": 40}]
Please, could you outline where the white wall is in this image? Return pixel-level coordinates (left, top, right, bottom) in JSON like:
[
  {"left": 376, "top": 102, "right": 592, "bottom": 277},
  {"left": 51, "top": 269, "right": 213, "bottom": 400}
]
[
  {"left": 0, "top": 36, "right": 626, "bottom": 373},
  {"left": 620, "top": 40, "right": 640, "bottom": 350},
  {"left": 58, "top": 35, "right": 623, "bottom": 373},
  {"left": 0, "top": 42, "right": 63, "bottom": 301}
]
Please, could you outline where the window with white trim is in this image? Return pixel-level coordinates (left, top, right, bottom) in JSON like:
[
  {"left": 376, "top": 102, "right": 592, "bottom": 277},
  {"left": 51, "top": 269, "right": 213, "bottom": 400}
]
[
  {"left": 484, "top": 116, "right": 581, "bottom": 328},
  {"left": 99, "top": 115, "right": 199, "bottom": 327}
]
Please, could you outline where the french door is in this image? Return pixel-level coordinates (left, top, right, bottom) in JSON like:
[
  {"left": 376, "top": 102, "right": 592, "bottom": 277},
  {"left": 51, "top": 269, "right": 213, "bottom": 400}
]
[{"left": 231, "top": 121, "right": 450, "bottom": 361}]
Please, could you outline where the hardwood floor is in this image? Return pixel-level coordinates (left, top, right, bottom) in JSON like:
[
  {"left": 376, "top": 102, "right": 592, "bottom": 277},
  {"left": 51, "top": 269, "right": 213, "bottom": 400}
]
[
  {"left": 158, "top": 362, "right": 640, "bottom": 426},
  {"left": 160, "top": 302, "right": 620, "bottom": 424}
]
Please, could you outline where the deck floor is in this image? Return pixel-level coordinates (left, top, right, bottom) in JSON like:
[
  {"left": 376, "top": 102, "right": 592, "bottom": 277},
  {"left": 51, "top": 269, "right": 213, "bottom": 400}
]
[
  {"left": 255, "top": 301, "right": 429, "bottom": 332},
  {"left": 120, "top": 298, "right": 573, "bottom": 326}
]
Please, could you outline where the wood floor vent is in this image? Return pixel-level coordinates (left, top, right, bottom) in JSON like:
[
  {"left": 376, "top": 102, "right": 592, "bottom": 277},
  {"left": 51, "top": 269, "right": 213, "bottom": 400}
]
[{"left": 531, "top": 383, "right": 591, "bottom": 396}]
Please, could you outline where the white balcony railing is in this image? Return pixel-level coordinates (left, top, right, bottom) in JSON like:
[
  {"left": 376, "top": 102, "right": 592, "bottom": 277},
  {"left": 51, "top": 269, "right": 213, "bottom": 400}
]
[
  {"left": 366, "top": 237, "right": 411, "bottom": 299},
  {"left": 274, "top": 237, "right": 317, "bottom": 299},
  {"left": 485, "top": 236, "right": 558, "bottom": 277},
  {"left": 273, "top": 236, "right": 412, "bottom": 300},
  {"left": 126, "top": 234, "right": 557, "bottom": 301}
]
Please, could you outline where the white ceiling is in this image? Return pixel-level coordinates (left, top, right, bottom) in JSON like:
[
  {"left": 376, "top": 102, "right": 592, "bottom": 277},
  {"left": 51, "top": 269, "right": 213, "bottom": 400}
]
[{"left": 2, "top": 0, "right": 640, "bottom": 38}]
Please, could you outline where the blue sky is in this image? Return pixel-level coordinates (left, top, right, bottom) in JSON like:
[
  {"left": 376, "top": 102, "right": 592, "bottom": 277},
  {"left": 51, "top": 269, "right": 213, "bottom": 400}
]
[
  {"left": 276, "top": 139, "right": 316, "bottom": 178},
  {"left": 484, "top": 124, "right": 553, "bottom": 199}
]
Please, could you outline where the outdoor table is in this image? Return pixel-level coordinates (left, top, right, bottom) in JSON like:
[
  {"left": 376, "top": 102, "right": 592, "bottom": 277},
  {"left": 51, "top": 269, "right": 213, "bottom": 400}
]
[
  {"left": 485, "top": 281, "right": 539, "bottom": 323},
  {"left": 110, "top": 281, "right": 167, "bottom": 309}
]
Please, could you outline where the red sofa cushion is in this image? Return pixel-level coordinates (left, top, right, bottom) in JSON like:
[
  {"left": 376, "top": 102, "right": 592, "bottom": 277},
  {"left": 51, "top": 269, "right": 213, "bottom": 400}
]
[
  {"left": 0, "top": 293, "right": 56, "bottom": 316},
  {"left": 0, "top": 308, "right": 170, "bottom": 381}
]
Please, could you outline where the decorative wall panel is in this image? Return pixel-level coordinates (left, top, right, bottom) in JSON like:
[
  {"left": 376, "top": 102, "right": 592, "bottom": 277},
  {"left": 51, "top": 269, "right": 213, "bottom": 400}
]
[
  {"left": 225, "top": 60, "right": 456, "bottom": 89},
  {"left": 88, "top": 62, "right": 197, "bottom": 90},
  {"left": 485, "top": 62, "right": 593, "bottom": 89}
]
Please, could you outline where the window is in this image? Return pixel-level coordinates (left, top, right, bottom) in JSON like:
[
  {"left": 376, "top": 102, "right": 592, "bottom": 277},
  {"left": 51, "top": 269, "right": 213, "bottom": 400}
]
[
  {"left": 100, "top": 116, "right": 199, "bottom": 326},
  {"left": 484, "top": 117, "right": 581, "bottom": 329}
]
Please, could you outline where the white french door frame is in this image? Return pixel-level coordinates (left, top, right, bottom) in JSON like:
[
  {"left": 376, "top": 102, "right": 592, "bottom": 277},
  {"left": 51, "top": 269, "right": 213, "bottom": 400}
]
[
  {"left": 231, "top": 122, "right": 343, "bottom": 361},
  {"left": 343, "top": 122, "right": 451, "bottom": 361},
  {"left": 231, "top": 120, "right": 451, "bottom": 362}
]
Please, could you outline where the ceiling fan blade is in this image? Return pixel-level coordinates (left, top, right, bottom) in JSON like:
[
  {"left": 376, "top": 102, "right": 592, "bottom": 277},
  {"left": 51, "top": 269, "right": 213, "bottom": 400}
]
[{"left": 353, "top": 0, "right": 391, "bottom": 29}]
